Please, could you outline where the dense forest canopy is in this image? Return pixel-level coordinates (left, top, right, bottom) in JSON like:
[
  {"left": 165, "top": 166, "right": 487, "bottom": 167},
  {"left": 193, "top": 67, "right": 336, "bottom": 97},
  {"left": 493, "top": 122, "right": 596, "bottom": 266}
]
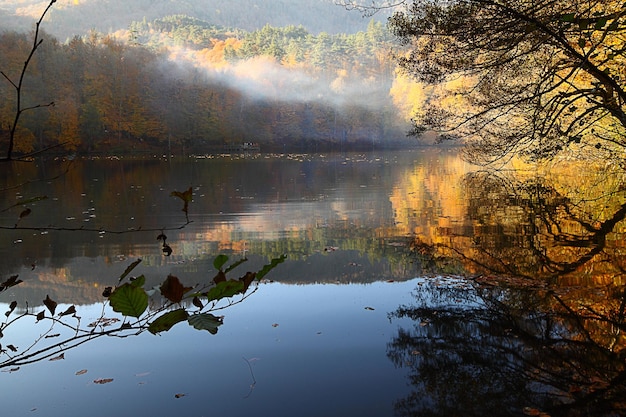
[{"left": 0, "top": 4, "right": 422, "bottom": 155}]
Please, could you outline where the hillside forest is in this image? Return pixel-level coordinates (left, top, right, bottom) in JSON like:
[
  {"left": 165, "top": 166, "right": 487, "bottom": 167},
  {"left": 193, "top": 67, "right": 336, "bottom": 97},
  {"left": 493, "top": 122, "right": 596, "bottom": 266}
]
[{"left": 0, "top": 14, "right": 423, "bottom": 155}]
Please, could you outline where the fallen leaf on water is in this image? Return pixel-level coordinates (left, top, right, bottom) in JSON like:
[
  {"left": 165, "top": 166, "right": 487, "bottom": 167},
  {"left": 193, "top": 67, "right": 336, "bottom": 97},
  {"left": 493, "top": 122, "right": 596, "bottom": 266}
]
[
  {"left": 49, "top": 353, "right": 64, "bottom": 361},
  {"left": 271, "top": 323, "right": 279, "bottom": 327},
  {"left": 93, "top": 378, "right": 114, "bottom": 384},
  {"left": 174, "top": 393, "right": 186, "bottom": 398},
  {"left": 75, "top": 369, "right": 88, "bottom": 376},
  {"left": 364, "top": 306, "right": 375, "bottom": 311},
  {"left": 522, "top": 407, "right": 541, "bottom": 416}
]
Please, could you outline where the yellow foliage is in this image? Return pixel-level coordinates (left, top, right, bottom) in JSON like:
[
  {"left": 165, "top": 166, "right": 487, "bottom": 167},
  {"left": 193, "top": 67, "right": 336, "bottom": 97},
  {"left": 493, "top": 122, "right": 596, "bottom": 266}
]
[{"left": 389, "top": 73, "right": 427, "bottom": 120}]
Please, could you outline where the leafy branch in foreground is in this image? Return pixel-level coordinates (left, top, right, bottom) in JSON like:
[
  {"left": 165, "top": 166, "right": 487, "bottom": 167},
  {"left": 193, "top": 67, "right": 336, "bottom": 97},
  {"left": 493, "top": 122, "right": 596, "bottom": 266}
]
[{"left": 0, "top": 254, "right": 286, "bottom": 370}]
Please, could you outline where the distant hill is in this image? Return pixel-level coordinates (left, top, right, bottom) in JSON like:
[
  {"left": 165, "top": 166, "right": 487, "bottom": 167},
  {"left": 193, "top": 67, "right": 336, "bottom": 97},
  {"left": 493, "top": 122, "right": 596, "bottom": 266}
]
[{"left": 0, "top": 0, "right": 389, "bottom": 39}]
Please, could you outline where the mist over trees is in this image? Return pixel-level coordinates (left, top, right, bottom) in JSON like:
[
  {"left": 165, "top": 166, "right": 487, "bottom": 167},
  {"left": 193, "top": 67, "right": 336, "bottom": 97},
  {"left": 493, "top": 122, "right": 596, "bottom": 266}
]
[
  {"left": 0, "top": 0, "right": 390, "bottom": 41},
  {"left": 0, "top": 9, "right": 418, "bottom": 155}
]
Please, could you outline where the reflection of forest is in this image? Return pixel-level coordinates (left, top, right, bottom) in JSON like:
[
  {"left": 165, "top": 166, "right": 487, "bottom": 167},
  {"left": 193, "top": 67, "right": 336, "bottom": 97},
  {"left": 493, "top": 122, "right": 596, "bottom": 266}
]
[
  {"left": 387, "top": 277, "right": 626, "bottom": 416},
  {"left": 393, "top": 156, "right": 626, "bottom": 285},
  {"left": 388, "top": 157, "right": 626, "bottom": 416}
]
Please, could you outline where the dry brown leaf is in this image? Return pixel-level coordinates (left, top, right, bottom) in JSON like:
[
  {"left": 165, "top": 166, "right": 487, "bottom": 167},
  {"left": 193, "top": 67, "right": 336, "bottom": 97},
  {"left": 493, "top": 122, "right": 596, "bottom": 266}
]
[
  {"left": 75, "top": 369, "right": 88, "bottom": 376},
  {"left": 93, "top": 378, "right": 114, "bottom": 384}
]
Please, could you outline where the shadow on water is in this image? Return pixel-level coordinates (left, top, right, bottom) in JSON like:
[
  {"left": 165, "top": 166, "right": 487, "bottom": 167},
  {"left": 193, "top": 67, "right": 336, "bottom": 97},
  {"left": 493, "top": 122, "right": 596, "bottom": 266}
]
[{"left": 392, "top": 162, "right": 626, "bottom": 416}]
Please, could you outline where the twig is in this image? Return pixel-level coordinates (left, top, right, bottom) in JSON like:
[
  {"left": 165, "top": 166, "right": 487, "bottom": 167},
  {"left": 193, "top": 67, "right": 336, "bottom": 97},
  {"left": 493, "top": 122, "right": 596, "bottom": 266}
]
[{"left": 242, "top": 356, "right": 257, "bottom": 398}]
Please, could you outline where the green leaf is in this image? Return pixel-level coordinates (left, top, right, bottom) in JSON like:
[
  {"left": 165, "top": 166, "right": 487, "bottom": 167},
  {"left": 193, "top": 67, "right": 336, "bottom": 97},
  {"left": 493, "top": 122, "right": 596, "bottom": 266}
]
[
  {"left": 109, "top": 283, "right": 148, "bottom": 318},
  {"left": 256, "top": 254, "right": 287, "bottom": 280},
  {"left": 129, "top": 274, "right": 146, "bottom": 288},
  {"left": 188, "top": 313, "right": 223, "bottom": 334},
  {"left": 205, "top": 280, "right": 245, "bottom": 302},
  {"left": 119, "top": 259, "right": 142, "bottom": 284},
  {"left": 560, "top": 13, "right": 575, "bottom": 23},
  {"left": 213, "top": 254, "right": 229, "bottom": 271},
  {"left": 224, "top": 257, "right": 248, "bottom": 274},
  {"left": 148, "top": 309, "right": 189, "bottom": 334}
]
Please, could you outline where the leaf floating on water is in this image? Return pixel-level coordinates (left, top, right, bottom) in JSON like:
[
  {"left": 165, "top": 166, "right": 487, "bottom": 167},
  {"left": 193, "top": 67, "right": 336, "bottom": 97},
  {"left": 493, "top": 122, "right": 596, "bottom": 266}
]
[
  {"left": 174, "top": 393, "right": 186, "bottom": 398},
  {"left": 271, "top": 323, "right": 279, "bottom": 328},
  {"left": 19, "top": 208, "right": 31, "bottom": 219},
  {"left": 364, "top": 306, "right": 375, "bottom": 311},
  {"left": 43, "top": 295, "right": 57, "bottom": 316},
  {"left": 93, "top": 378, "right": 114, "bottom": 384},
  {"left": 75, "top": 369, "right": 88, "bottom": 376},
  {"left": 49, "top": 353, "right": 64, "bottom": 361},
  {"left": 522, "top": 407, "right": 543, "bottom": 416}
]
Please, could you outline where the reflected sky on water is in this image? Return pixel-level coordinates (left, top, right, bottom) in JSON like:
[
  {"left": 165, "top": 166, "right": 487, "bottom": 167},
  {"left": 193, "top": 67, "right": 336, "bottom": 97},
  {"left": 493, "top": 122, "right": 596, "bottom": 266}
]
[
  {"left": 1, "top": 280, "right": 421, "bottom": 417},
  {"left": 1, "top": 149, "right": 626, "bottom": 416}
]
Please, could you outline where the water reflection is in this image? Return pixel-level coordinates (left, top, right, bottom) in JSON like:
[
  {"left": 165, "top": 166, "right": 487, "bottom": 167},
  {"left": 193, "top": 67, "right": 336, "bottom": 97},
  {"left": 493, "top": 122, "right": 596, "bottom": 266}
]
[
  {"left": 2, "top": 150, "right": 626, "bottom": 416},
  {"left": 408, "top": 160, "right": 626, "bottom": 285},
  {"left": 387, "top": 277, "right": 626, "bottom": 416},
  {"left": 1, "top": 150, "right": 461, "bottom": 305}
]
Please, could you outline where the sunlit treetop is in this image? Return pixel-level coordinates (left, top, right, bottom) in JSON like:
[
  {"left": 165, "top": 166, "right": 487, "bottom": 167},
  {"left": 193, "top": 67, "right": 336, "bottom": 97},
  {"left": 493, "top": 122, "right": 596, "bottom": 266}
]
[{"left": 381, "top": 0, "right": 626, "bottom": 164}]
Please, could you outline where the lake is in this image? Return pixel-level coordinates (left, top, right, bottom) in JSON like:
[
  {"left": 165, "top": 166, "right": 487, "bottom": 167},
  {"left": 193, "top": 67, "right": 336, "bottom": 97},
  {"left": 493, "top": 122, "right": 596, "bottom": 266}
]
[{"left": 0, "top": 149, "right": 625, "bottom": 416}]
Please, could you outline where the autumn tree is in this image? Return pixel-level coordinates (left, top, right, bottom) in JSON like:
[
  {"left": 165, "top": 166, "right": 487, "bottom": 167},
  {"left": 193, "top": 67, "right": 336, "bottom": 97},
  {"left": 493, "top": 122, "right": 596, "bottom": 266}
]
[{"left": 367, "top": 0, "right": 626, "bottom": 164}]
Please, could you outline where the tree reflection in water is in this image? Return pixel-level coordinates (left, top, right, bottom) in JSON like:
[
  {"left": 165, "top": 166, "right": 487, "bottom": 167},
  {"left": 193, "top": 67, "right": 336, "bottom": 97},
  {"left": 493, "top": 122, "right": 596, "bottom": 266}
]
[
  {"left": 393, "top": 165, "right": 626, "bottom": 416},
  {"left": 388, "top": 278, "right": 626, "bottom": 417}
]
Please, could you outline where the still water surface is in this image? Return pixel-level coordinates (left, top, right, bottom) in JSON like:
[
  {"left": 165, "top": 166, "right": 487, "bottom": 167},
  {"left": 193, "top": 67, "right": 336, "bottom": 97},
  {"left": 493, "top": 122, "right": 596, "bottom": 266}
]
[{"left": 1, "top": 149, "right": 625, "bottom": 416}]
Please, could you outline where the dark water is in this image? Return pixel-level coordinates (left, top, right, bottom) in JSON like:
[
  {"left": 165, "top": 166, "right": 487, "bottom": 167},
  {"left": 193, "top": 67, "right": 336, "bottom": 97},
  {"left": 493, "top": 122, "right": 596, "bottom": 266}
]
[{"left": 1, "top": 150, "right": 625, "bottom": 416}]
